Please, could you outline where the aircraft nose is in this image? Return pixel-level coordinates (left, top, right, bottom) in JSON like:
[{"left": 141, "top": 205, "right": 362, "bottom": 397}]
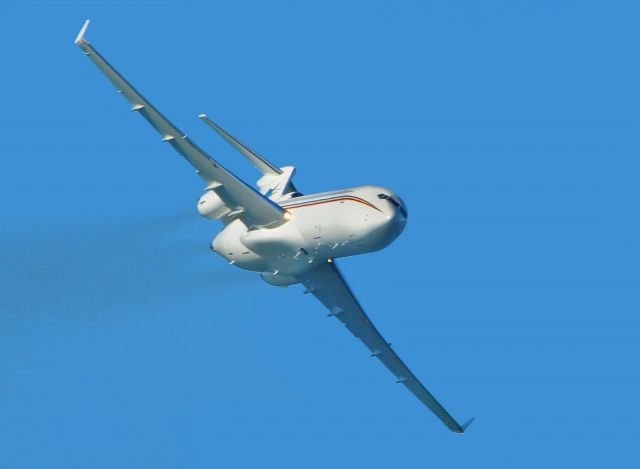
[
  {"left": 393, "top": 195, "right": 408, "bottom": 220},
  {"left": 377, "top": 192, "right": 407, "bottom": 216},
  {"left": 389, "top": 195, "right": 408, "bottom": 238},
  {"left": 375, "top": 191, "right": 408, "bottom": 235},
  {"left": 392, "top": 207, "right": 407, "bottom": 235}
]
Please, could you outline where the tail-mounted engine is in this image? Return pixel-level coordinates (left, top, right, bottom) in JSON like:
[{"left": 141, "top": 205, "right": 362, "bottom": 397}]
[{"left": 197, "top": 190, "right": 230, "bottom": 220}]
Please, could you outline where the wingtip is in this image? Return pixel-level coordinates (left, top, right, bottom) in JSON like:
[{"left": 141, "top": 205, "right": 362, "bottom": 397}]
[
  {"left": 449, "top": 417, "right": 475, "bottom": 434},
  {"left": 75, "top": 19, "right": 90, "bottom": 45},
  {"left": 198, "top": 113, "right": 208, "bottom": 119},
  {"left": 460, "top": 417, "right": 476, "bottom": 433}
]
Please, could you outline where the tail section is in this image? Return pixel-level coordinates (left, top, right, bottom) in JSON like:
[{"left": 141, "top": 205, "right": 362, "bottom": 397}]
[{"left": 198, "top": 114, "right": 299, "bottom": 200}]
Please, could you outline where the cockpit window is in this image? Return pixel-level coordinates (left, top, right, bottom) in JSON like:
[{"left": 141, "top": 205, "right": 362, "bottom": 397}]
[{"left": 378, "top": 193, "right": 408, "bottom": 218}]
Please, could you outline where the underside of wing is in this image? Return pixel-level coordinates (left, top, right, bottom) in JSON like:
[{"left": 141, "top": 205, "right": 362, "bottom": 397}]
[
  {"left": 297, "top": 260, "right": 472, "bottom": 433},
  {"left": 75, "top": 20, "right": 285, "bottom": 229}
]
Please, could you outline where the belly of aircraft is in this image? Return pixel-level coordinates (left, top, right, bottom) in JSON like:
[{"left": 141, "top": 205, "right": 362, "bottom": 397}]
[{"left": 211, "top": 198, "right": 396, "bottom": 276}]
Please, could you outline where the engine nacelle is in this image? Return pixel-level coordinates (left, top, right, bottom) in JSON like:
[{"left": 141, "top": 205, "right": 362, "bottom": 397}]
[
  {"left": 197, "top": 191, "right": 230, "bottom": 220},
  {"left": 260, "top": 272, "right": 299, "bottom": 287}
]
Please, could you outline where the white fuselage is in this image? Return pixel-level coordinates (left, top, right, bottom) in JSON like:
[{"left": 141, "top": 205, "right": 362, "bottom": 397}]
[{"left": 211, "top": 185, "right": 408, "bottom": 284}]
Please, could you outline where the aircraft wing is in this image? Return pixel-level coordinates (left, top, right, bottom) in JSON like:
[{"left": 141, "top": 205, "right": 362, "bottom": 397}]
[
  {"left": 74, "top": 20, "right": 286, "bottom": 229},
  {"left": 297, "top": 260, "right": 473, "bottom": 433}
]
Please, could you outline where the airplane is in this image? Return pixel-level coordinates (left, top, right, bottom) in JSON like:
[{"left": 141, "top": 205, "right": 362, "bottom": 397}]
[{"left": 74, "top": 20, "right": 473, "bottom": 433}]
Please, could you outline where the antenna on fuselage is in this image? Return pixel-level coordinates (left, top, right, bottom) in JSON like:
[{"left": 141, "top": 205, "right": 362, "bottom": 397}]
[{"left": 198, "top": 114, "right": 282, "bottom": 176}]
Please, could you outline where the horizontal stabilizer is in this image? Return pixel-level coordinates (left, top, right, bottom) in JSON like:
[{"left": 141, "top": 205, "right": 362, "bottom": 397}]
[{"left": 198, "top": 114, "right": 281, "bottom": 176}]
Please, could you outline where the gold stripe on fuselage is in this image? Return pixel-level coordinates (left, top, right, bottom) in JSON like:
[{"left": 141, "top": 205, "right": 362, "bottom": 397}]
[{"left": 282, "top": 196, "right": 382, "bottom": 213}]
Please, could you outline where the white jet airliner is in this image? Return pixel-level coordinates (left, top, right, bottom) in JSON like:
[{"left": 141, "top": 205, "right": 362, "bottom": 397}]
[{"left": 75, "top": 20, "right": 473, "bottom": 433}]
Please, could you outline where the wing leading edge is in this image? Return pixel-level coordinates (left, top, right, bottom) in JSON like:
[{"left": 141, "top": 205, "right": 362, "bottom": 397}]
[
  {"left": 297, "top": 261, "right": 473, "bottom": 433},
  {"left": 74, "top": 20, "right": 286, "bottom": 229}
]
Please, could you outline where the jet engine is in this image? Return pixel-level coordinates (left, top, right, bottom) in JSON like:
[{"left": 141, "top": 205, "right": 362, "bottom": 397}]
[{"left": 197, "top": 191, "right": 230, "bottom": 220}]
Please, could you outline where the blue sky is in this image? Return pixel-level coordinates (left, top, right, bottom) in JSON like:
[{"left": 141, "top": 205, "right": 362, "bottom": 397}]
[{"left": 1, "top": 0, "right": 638, "bottom": 467}]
